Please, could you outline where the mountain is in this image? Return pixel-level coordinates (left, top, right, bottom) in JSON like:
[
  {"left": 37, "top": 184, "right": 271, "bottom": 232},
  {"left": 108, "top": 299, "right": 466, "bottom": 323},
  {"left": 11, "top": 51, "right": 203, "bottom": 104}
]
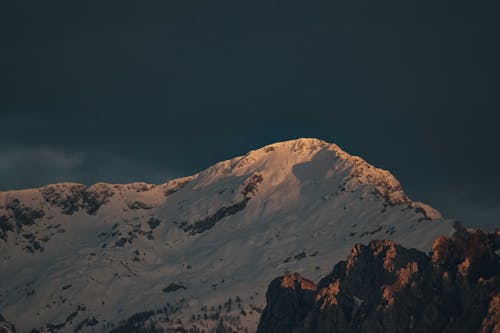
[
  {"left": 257, "top": 229, "right": 500, "bottom": 333},
  {"left": 0, "top": 138, "right": 456, "bottom": 332}
]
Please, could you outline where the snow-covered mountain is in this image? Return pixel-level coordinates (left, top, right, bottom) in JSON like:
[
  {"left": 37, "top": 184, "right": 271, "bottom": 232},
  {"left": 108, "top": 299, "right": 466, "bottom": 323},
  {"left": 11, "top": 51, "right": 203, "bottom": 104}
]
[{"left": 0, "top": 138, "right": 456, "bottom": 332}]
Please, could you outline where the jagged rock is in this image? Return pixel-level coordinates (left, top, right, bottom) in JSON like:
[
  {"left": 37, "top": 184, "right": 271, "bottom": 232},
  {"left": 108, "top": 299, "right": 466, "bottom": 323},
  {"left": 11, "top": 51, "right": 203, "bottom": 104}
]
[
  {"left": 481, "top": 293, "right": 500, "bottom": 333},
  {"left": 258, "top": 230, "right": 500, "bottom": 333},
  {"left": 257, "top": 273, "right": 316, "bottom": 333}
]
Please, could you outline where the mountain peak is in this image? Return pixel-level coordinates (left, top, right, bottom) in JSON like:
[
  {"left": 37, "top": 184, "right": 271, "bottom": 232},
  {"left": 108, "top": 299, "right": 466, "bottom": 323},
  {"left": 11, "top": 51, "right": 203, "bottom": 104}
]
[
  {"left": 201, "top": 138, "right": 433, "bottom": 216},
  {"left": 0, "top": 138, "right": 454, "bottom": 332},
  {"left": 249, "top": 138, "right": 339, "bottom": 158},
  {"left": 260, "top": 137, "right": 332, "bottom": 150}
]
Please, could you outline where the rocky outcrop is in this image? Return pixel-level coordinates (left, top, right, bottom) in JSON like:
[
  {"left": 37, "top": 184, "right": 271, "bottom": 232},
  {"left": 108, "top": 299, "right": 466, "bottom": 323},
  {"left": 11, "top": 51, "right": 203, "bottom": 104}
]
[
  {"left": 176, "top": 197, "right": 250, "bottom": 235},
  {"left": 126, "top": 200, "right": 155, "bottom": 210},
  {"left": 257, "top": 273, "right": 317, "bottom": 333},
  {"left": 161, "top": 176, "right": 193, "bottom": 197},
  {"left": 175, "top": 173, "right": 264, "bottom": 235},
  {"left": 40, "top": 183, "right": 114, "bottom": 215},
  {"left": 258, "top": 229, "right": 500, "bottom": 333}
]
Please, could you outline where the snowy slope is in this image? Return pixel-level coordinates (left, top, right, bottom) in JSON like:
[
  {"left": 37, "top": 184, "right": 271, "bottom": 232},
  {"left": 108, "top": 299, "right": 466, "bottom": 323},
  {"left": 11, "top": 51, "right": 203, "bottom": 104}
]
[{"left": 0, "top": 138, "right": 455, "bottom": 332}]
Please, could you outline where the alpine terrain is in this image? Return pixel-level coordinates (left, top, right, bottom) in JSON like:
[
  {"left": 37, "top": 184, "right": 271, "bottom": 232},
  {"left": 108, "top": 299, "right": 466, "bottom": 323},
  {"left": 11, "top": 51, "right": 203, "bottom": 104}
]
[
  {"left": 257, "top": 229, "right": 500, "bottom": 333},
  {"left": 0, "top": 138, "right": 456, "bottom": 332}
]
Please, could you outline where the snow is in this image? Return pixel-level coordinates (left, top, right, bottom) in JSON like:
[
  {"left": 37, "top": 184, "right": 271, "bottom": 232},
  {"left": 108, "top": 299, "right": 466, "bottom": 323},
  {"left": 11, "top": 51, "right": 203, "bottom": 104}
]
[{"left": 0, "top": 138, "right": 455, "bottom": 332}]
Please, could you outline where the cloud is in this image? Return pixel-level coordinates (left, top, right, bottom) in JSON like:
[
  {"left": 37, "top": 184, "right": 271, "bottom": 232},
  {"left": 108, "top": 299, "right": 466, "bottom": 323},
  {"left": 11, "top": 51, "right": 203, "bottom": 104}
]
[
  {"left": 0, "top": 147, "right": 84, "bottom": 170},
  {"left": 86, "top": 153, "right": 179, "bottom": 185},
  {"left": 0, "top": 146, "right": 85, "bottom": 190},
  {"left": 0, "top": 146, "right": 179, "bottom": 191}
]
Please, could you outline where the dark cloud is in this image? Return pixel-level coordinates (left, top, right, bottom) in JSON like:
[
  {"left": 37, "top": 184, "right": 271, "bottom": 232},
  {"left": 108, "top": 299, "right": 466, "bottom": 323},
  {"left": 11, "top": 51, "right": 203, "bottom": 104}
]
[
  {"left": 0, "top": 146, "right": 85, "bottom": 188},
  {"left": 0, "top": 0, "right": 498, "bottom": 229},
  {"left": 0, "top": 145, "right": 175, "bottom": 191}
]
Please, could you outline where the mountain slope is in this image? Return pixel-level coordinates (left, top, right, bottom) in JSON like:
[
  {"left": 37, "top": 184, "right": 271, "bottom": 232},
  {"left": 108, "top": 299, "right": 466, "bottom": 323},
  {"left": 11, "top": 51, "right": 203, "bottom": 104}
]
[{"left": 0, "top": 138, "right": 455, "bottom": 332}]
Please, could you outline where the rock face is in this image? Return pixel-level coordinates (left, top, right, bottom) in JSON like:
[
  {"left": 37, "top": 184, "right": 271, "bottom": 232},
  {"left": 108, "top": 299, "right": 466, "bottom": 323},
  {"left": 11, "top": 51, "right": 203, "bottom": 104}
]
[
  {"left": 257, "top": 230, "right": 500, "bottom": 333},
  {"left": 258, "top": 273, "right": 317, "bottom": 333}
]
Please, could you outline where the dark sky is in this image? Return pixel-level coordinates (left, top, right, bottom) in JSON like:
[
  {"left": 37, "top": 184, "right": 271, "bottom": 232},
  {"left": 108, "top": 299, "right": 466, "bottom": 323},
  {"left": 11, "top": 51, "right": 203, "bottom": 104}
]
[{"left": 1, "top": 1, "right": 499, "bottom": 229}]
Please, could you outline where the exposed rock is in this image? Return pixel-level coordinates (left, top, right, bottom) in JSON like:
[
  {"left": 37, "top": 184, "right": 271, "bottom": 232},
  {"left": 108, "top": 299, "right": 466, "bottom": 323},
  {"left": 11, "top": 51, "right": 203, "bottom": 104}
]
[
  {"left": 0, "top": 215, "right": 14, "bottom": 241},
  {"left": 162, "top": 176, "right": 193, "bottom": 197},
  {"left": 40, "top": 183, "right": 87, "bottom": 215},
  {"left": 85, "top": 183, "right": 115, "bottom": 214},
  {"left": 0, "top": 313, "right": 16, "bottom": 333},
  {"left": 257, "top": 273, "right": 317, "bottom": 333},
  {"left": 340, "top": 154, "right": 409, "bottom": 207},
  {"left": 163, "top": 283, "right": 187, "bottom": 293},
  {"left": 412, "top": 202, "right": 442, "bottom": 220},
  {"left": 241, "top": 173, "right": 264, "bottom": 197},
  {"left": 147, "top": 218, "right": 161, "bottom": 229},
  {"left": 175, "top": 173, "right": 263, "bottom": 235},
  {"left": 128, "top": 182, "right": 156, "bottom": 192},
  {"left": 127, "top": 201, "right": 154, "bottom": 210},
  {"left": 176, "top": 198, "right": 250, "bottom": 235},
  {"left": 258, "top": 230, "right": 500, "bottom": 333},
  {"left": 40, "top": 183, "right": 113, "bottom": 215},
  {"left": 481, "top": 293, "right": 500, "bottom": 333},
  {"left": 5, "top": 199, "right": 44, "bottom": 231}
]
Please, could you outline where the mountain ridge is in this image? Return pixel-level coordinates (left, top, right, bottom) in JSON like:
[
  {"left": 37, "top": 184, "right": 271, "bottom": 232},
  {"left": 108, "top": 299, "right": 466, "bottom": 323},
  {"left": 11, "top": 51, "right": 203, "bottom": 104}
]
[
  {"left": 0, "top": 138, "right": 440, "bottom": 220},
  {"left": 0, "top": 138, "right": 455, "bottom": 332}
]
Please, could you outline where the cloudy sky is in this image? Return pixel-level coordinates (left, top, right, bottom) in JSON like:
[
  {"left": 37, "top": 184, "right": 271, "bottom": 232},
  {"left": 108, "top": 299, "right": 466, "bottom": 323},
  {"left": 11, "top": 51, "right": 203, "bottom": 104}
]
[{"left": 1, "top": 1, "right": 498, "bottom": 229}]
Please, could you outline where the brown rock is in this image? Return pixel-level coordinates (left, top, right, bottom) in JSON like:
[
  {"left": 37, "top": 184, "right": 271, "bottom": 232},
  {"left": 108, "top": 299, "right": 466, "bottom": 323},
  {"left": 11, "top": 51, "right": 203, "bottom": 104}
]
[
  {"left": 258, "top": 230, "right": 500, "bottom": 333},
  {"left": 257, "top": 273, "right": 317, "bottom": 333}
]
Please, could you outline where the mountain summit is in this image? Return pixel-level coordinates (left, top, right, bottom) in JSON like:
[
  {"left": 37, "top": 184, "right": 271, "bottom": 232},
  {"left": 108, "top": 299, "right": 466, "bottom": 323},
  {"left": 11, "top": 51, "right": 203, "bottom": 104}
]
[{"left": 0, "top": 138, "right": 455, "bottom": 332}]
